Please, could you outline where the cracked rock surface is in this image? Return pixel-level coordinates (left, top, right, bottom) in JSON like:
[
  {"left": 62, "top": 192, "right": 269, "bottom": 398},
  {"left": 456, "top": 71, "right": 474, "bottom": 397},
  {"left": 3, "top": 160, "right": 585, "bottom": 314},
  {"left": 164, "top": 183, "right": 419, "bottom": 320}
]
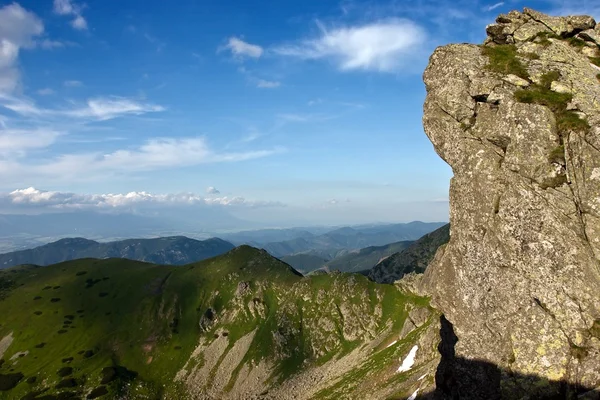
[{"left": 420, "top": 7, "right": 600, "bottom": 398}]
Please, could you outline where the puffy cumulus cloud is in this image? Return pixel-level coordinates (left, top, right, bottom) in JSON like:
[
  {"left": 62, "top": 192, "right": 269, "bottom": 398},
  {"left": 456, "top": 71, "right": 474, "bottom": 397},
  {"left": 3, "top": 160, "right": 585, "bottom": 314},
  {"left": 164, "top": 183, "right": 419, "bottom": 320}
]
[
  {"left": 0, "top": 95, "right": 165, "bottom": 121},
  {"left": 0, "top": 3, "right": 44, "bottom": 93},
  {"left": 3, "top": 187, "right": 285, "bottom": 211},
  {"left": 273, "top": 19, "right": 426, "bottom": 72},
  {"left": 221, "top": 37, "right": 263, "bottom": 59},
  {"left": 53, "top": 0, "right": 88, "bottom": 30},
  {"left": 206, "top": 186, "right": 220, "bottom": 194}
]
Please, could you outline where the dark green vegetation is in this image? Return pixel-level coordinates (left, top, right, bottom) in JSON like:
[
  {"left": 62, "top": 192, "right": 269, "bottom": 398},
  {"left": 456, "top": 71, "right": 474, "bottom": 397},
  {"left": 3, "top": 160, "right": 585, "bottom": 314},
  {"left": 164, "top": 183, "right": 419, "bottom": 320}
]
[
  {"left": 0, "top": 237, "right": 235, "bottom": 270},
  {"left": 0, "top": 246, "right": 428, "bottom": 399},
  {"left": 369, "top": 224, "right": 450, "bottom": 284},
  {"left": 589, "top": 57, "right": 600, "bottom": 68},
  {"left": 481, "top": 44, "right": 529, "bottom": 79}
]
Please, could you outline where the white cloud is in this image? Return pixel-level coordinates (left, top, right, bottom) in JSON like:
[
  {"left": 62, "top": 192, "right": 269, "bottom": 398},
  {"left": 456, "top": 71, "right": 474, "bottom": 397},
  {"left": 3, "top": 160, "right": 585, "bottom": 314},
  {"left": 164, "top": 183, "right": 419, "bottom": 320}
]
[
  {"left": 256, "top": 79, "right": 281, "bottom": 88},
  {"left": 0, "top": 128, "right": 61, "bottom": 156},
  {"left": 37, "top": 88, "right": 55, "bottom": 96},
  {"left": 0, "top": 136, "right": 283, "bottom": 183},
  {"left": 53, "top": 0, "right": 88, "bottom": 30},
  {"left": 274, "top": 19, "right": 426, "bottom": 72},
  {"left": 485, "top": 2, "right": 504, "bottom": 12},
  {"left": 0, "top": 3, "right": 44, "bottom": 93},
  {"left": 222, "top": 37, "right": 263, "bottom": 59},
  {"left": 3, "top": 187, "right": 284, "bottom": 210},
  {"left": 206, "top": 186, "right": 220, "bottom": 194},
  {"left": 0, "top": 95, "right": 165, "bottom": 121},
  {"left": 64, "top": 80, "right": 83, "bottom": 87},
  {"left": 39, "top": 39, "right": 66, "bottom": 49},
  {"left": 71, "top": 15, "right": 87, "bottom": 30}
]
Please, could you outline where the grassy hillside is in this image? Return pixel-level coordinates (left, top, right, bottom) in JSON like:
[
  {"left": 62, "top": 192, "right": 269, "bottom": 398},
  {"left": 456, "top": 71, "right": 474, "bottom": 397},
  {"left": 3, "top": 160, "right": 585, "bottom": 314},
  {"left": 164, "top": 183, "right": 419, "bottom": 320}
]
[
  {"left": 0, "top": 246, "right": 437, "bottom": 399},
  {"left": 0, "top": 237, "right": 235, "bottom": 269}
]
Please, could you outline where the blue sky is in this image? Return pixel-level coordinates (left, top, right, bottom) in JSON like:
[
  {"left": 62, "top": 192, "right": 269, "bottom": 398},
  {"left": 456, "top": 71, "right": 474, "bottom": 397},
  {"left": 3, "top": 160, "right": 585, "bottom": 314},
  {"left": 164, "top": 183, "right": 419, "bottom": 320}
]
[{"left": 0, "top": 0, "right": 597, "bottom": 227}]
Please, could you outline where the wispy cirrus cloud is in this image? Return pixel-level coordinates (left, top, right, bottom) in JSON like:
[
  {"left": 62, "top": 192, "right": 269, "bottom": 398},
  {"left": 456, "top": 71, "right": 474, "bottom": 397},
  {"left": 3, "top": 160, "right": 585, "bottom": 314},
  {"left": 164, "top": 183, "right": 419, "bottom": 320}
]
[
  {"left": 0, "top": 95, "right": 165, "bottom": 121},
  {"left": 273, "top": 19, "right": 426, "bottom": 72},
  {"left": 37, "top": 88, "right": 55, "bottom": 96},
  {"left": 0, "top": 136, "right": 284, "bottom": 184},
  {"left": 484, "top": 2, "right": 505, "bottom": 12},
  {"left": 0, "top": 128, "right": 62, "bottom": 156},
  {"left": 256, "top": 79, "right": 281, "bottom": 88},
  {"left": 63, "top": 80, "right": 83, "bottom": 87},
  {"left": 220, "top": 37, "right": 264, "bottom": 59}
]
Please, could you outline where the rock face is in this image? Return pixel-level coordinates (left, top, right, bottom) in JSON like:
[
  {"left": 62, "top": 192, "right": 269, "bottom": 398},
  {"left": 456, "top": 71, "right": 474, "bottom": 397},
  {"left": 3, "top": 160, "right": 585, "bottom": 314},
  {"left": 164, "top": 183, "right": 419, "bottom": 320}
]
[{"left": 421, "top": 8, "right": 600, "bottom": 398}]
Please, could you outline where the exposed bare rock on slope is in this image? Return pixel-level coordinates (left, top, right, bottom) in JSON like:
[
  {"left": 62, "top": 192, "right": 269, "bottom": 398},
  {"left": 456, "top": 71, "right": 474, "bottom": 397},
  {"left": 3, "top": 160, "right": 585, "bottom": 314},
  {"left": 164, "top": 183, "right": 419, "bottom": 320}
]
[{"left": 421, "top": 8, "right": 600, "bottom": 398}]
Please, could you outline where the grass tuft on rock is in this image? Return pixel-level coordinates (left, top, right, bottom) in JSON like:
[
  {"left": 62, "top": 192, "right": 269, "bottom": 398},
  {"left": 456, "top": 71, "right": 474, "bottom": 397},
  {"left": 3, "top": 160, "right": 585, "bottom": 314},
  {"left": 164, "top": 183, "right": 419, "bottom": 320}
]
[
  {"left": 481, "top": 44, "right": 530, "bottom": 79},
  {"left": 514, "top": 87, "right": 571, "bottom": 113},
  {"left": 548, "top": 145, "right": 565, "bottom": 164},
  {"left": 566, "top": 37, "right": 586, "bottom": 47},
  {"left": 533, "top": 31, "right": 561, "bottom": 47},
  {"left": 514, "top": 71, "right": 590, "bottom": 135}
]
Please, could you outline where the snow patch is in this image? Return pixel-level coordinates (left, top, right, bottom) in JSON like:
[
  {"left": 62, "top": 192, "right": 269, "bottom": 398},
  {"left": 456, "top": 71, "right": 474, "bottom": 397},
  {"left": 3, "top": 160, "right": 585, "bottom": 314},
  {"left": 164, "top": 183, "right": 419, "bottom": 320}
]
[
  {"left": 386, "top": 340, "right": 398, "bottom": 348},
  {"left": 407, "top": 389, "right": 419, "bottom": 400},
  {"left": 418, "top": 373, "right": 427, "bottom": 381},
  {"left": 397, "top": 345, "right": 418, "bottom": 373}
]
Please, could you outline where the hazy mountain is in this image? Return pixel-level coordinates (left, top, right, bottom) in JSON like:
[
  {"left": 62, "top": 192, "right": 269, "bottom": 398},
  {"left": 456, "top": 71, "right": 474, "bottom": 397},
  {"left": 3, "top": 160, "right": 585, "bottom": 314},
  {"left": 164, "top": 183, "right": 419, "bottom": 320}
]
[
  {"left": 260, "top": 221, "right": 445, "bottom": 257},
  {"left": 0, "top": 210, "right": 253, "bottom": 252},
  {"left": 280, "top": 253, "right": 330, "bottom": 273},
  {"left": 220, "top": 227, "right": 332, "bottom": 246},
  {"left": 0, "top": 236, "right": 235, "bottom": 269},
  {"left": 368, "top": 224, "right": 450, "bottom": 284},
  {"left": 323, "top": 240, "right": 414, "bottom": 273}
]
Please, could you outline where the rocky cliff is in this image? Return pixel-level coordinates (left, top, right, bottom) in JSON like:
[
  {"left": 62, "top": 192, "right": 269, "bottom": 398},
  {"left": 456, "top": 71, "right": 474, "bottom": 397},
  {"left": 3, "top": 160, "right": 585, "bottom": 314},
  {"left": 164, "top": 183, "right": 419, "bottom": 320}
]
[{"left": 420, "top": 8, "right": 600, "bottom": 398}]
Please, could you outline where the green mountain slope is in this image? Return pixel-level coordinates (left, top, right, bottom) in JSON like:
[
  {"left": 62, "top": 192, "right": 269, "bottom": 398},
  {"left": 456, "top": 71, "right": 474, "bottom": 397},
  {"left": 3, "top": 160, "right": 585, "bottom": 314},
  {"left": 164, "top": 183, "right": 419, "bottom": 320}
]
[
  {"left": 0, "top": 246, "right": 439, "bottom": 399},
  {"left": 368, "top": 224, "right": 450, "bottom": 284},
  {"left": 0, "top": 237, "right": 235, "bottom": 269},
  {"left": 322, "top": 240, "right": 414, "bottom": 274}
]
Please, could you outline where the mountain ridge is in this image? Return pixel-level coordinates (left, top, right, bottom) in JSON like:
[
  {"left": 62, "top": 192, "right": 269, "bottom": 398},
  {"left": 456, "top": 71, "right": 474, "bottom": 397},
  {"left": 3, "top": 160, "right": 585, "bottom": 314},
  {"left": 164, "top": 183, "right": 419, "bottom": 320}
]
[{"left": 0, "top": 236, "right": 235, "bottom": 269}]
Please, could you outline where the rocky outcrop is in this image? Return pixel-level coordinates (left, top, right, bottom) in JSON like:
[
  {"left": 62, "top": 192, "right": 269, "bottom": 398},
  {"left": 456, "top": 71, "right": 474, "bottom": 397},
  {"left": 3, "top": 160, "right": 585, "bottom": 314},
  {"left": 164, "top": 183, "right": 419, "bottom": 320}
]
[{"left": 421, "top": 8, "right": 600, "bottom": 398}]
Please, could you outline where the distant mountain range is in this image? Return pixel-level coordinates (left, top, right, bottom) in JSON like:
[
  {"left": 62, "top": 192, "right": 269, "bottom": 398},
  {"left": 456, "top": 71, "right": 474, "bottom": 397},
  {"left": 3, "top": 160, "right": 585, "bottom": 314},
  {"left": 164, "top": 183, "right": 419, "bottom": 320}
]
[
  {"left": 255, "top": 222, "right": 445, "bottom": 258},
  {"left": 0, "top": 236, "right": 235, "bottom": 269},
  {"left": 0, "top": 221, "right": 448, "bottom": 275}
]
